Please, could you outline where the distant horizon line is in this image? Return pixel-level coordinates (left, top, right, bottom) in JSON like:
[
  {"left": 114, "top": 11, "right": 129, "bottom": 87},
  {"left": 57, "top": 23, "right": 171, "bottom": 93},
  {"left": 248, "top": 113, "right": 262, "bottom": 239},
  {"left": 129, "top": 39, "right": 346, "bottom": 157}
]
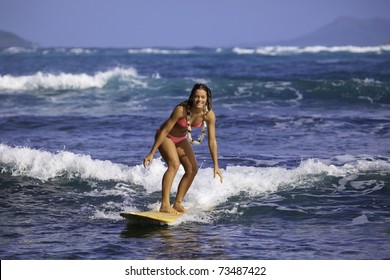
[
  {"left": 2, "top": 15, "right": 390, "bottom": 49},
  {"left": 2, "top": 43, "right": 390, "bottom": 49}
]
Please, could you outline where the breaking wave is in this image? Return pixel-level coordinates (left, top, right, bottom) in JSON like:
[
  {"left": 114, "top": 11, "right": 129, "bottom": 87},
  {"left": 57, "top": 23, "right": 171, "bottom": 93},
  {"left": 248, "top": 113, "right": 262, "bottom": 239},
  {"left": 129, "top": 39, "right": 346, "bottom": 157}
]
[
  {"left": 232, "top": 45, "right": 390, "bottom": 55},
  {"left": 1, "top": 143, "right": 389, "bottom": 194},
  {"left": 0, "top": 67, "right": 146, "bottom": 91},
  {"left": 128, "top": 48, "right": 194, "bottom": 55}
]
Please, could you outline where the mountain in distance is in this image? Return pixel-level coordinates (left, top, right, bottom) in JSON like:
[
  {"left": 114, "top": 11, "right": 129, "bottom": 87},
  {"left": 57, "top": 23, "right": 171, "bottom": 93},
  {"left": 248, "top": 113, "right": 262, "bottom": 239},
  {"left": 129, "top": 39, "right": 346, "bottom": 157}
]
[
  {"left": 0, "top": 29, "right": 34, "bottom": 48},
  {"left": 268, "top": 17, "right": 390, "bottom": 46}
]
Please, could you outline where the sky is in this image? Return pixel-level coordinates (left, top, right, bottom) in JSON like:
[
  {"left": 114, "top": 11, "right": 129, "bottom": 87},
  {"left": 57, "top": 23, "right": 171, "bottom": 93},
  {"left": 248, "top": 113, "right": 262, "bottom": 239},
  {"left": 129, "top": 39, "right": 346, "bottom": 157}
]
[{"left": 1, "top": 0, "right": 389, "bottom": 47}]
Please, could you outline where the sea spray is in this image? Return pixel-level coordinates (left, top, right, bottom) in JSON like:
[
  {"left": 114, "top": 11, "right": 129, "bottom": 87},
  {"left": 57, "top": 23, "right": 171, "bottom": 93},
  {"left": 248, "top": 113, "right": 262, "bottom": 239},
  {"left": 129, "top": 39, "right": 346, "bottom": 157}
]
[
  {"left": 2, "top": 144, "right": 389, "bottom": 186},
  {"left": 0, "top": 144, "right": 131, "bottom": 181},
  {"left": 0, "top": 67, "right": 145, "bottom": 91}
]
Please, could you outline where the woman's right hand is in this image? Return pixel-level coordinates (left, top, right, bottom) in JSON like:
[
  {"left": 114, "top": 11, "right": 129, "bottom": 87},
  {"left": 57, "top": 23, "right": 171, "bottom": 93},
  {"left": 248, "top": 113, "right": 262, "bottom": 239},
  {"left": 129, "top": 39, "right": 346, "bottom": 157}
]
[{"left": 143, "top": 153, "right": 154, "bottom": 168}]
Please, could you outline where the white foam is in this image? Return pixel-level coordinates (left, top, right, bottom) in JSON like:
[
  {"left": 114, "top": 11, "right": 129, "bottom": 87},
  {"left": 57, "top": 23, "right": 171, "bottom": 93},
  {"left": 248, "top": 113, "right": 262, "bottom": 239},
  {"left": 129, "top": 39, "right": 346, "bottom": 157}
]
[
  {"left": 1, "top": 144, "right": 389, "bottom": 217},
  {"left": 232, "top": 47, "right": 256, "bottom": 55},
  {"left": 352, "top": 213, "right": 369, "bottom": 225},
  {"left": 2, "top": 143, "right": 389, "bottom": 183},
  {"left": 232, "top": 45, "right": 390, "bottom": 55},
  {"left": 0, "top": 67, "right": 146, "bottom": 91},
  {"left": 128, "top": 48, "right": 193, "bottom": 55},
  {"left": 2, "top": 144, "right": 389, "bottom": 180},
  {"left": 353, "top": 78, "right": 382, "bottom": 86},
  {"left": 0, "top": 144, "right": 133, "bottom": 181},
  {"left": 174, "top": 158, "right": 390, "bottom": 212},
  {"left": 3, "top": 47, "right": 36, "bottom": 54},
  {"left": 263, "top": 81, "right": 303, "bottom": 103},
  {"left": 69, "top": 48, "right": 95, "bottom": 55},
  {"left": 334, "top": 154, "right": 359, "bottom": 164}
]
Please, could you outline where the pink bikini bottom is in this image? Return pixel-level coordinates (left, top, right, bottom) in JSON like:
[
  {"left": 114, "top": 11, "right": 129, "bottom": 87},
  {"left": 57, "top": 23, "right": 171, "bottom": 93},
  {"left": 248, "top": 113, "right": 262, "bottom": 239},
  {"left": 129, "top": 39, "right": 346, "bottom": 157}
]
[{"left": 156, "top": 129, "right": 187, "bottom": 144}]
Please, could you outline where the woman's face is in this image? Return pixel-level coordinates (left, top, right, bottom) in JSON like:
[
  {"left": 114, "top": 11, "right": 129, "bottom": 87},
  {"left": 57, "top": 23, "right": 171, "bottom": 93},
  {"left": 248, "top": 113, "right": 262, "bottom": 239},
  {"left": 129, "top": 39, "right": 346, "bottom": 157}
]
[{"left": 192, "top": 89, "right": 208, "bottom": 109}]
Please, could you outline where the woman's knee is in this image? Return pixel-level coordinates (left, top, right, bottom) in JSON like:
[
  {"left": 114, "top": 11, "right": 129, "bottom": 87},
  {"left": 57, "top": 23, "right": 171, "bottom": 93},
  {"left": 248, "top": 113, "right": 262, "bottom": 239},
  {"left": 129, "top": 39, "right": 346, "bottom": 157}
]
[
  {"left": 167, "top": 160, "right": 180, "bottom": 172},
  {"left": 185, "top": 164, "right": 198, "bottom": 178}
]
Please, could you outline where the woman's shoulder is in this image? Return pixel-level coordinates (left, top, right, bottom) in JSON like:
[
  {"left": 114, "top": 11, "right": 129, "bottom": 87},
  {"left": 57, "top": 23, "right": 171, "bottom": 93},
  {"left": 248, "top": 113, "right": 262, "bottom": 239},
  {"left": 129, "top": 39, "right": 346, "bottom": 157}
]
[
  {"left": 172, "top": 102, "right": 187, "bottom": 117},
  {"left": 177, "top": 100, "right": 188, "bottom": 108},
  {"left": 205, "top": 109, "right": 215, "bottom": 121},
  {"left": 174, "top": 101, "right": 187, "bottom": 110},
  {"left": 206, "top": 107, "right": 214, "bottom": 115}
]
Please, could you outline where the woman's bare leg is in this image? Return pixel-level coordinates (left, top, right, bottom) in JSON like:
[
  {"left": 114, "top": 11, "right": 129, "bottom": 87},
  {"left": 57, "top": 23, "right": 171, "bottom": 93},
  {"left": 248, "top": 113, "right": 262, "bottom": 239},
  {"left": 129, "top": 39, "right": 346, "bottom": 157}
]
[
  {"left": 158, "top": 138, "right": 180, "bottom": 214},
  {"left": 173, "top": 140, "right": 198, "bottom": 212}
]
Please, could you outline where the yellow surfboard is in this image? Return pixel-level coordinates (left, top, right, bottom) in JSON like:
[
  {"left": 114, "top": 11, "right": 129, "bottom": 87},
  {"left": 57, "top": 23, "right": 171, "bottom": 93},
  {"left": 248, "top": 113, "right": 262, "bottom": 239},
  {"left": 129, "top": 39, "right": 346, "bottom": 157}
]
[{"left": 120, "top": 211, "right": 183, "bottom": 225}]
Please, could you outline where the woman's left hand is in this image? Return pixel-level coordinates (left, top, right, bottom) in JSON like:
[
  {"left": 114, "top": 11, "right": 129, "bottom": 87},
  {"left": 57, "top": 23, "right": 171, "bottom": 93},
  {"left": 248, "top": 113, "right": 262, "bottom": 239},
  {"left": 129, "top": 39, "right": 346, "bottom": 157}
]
[
  {"left": 143, "top": 153, "right": 154, "bottom": 168},
  {"left": 214, "top": 168, "right": 223, "bottom": 183}
]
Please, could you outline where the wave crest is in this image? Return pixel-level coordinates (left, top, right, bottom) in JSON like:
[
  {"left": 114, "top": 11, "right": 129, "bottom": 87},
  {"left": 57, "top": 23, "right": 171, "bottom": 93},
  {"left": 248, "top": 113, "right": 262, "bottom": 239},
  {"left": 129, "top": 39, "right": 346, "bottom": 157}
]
[
  {"left": 232, "top": 45, "right": 390, "bottom": 55},
  {"left": 128, "top": 48, "right": 194, "bottom": 55},
  {"left": 1, "top": 144, "right": 388, "bottom": 193},
  {"left": 0, "top": 144, "right": 133, "bottom": 181},
  {"left": 0, "top": 67, "right": 145, "bottom": 91}
]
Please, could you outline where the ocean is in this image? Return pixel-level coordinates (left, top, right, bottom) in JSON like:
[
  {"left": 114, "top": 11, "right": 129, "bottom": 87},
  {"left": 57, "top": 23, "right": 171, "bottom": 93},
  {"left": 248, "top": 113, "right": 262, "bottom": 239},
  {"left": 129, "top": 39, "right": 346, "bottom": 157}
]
[{"left": 0, "top": 45, "right": 389, "bottom": 260}]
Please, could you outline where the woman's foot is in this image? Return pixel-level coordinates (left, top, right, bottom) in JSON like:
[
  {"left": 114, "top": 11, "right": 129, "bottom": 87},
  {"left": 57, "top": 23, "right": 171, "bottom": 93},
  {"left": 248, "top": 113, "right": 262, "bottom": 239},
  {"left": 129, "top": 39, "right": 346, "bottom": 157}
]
[
  {"left": 160, "top": 205, "right": 179, "bottom": 215},
  {"left": 173, "top": 201, "right": 186, "bottom": 213}
]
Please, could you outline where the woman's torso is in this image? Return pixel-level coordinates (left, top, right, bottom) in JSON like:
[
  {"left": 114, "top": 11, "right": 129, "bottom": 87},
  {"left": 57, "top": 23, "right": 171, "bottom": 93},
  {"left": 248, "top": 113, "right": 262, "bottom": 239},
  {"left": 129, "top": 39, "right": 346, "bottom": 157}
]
[{"left": 161, "top": 103, "right": 206, "bottom": 138}]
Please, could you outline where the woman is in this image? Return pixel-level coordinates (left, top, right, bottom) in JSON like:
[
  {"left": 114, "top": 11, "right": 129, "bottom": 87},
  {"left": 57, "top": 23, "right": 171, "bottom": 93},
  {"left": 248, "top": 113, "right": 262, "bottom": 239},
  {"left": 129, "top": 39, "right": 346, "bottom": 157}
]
[{"left": 143, "top": 84, "right": 223, "bottom": 214}]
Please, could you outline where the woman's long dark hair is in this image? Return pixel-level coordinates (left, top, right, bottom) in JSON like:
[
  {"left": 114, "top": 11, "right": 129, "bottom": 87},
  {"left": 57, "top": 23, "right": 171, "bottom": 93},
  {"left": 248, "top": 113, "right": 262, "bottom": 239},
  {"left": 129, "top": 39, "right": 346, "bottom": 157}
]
[{"left": 187, "top": 83, "right": 212, "bottom": 111}]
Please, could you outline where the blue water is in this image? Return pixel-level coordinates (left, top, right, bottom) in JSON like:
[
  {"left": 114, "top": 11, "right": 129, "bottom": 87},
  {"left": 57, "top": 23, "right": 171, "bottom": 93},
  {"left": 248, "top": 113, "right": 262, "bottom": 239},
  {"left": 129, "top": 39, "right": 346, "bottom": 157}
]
[{"left": 1, "top": 46, "right": 390, "bottom": 259}]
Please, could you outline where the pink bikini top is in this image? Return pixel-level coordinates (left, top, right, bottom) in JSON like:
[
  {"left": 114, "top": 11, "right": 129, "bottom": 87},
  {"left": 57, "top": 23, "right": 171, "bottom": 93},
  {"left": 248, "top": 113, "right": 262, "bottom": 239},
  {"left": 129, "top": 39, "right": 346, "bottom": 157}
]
[{"left": 177, "top": 117, "right": 203, "bottom": 128}]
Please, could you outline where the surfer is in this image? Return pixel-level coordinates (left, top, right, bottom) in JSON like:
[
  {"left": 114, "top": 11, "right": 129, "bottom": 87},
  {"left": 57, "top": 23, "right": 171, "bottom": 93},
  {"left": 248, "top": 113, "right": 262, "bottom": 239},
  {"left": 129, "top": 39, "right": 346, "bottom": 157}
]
[{"left": 143, "top": 83, "right": 223, "bottom": 214}]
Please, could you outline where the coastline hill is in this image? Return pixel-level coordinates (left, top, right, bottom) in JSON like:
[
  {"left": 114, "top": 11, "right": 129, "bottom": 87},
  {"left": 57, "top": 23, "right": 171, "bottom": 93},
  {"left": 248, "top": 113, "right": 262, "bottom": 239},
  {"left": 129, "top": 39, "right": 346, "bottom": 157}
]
[
  {"left": 0, "top": 29, "right": 34, "bottom": 48},
  {"left": 273, "top": 17, "right": 390, "bottom": 46}
]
